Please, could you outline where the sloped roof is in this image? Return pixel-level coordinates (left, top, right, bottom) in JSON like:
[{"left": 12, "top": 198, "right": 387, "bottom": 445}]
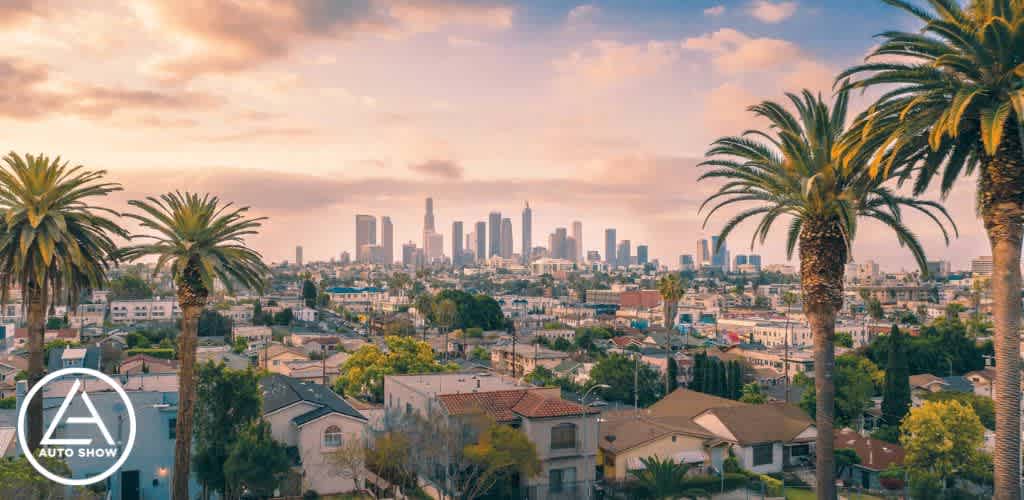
[
  {"left": 260, "top": 373, "right": 366, "bottom": 424},
  {"left": 908, "top": 373, "right": 947, "bottom": 390},
  {"left": 835, "top": 428, "right": 904, "bottom": 471},
  {"left": 647, "top": 388, "right": 745, "bottom": 419},
  {"left": 437, "top": 388, "right": 597, "bottom": 423},
  {"left": 699, "top": 402, "right": 814, "bottom": 445}
]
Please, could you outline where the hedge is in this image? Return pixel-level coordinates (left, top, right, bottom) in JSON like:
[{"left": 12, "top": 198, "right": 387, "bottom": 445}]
[
  {"left": 678, "top": 473, "right": 749, "bottom": 492},
  {"left": 124, "top": 348, "right": 176, "bottom": 360}
]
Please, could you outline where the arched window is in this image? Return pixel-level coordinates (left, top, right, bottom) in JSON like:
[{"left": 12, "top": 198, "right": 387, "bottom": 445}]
[
  {"left": 323, "top": 425, "right": 343, "bottom": 448},
  {"left": 550, "top": 423, "right": 577, "bottom": 449}
]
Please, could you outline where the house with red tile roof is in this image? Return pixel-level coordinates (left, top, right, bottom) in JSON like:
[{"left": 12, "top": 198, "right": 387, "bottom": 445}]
[{"left": 834, "top": 428, "right": 905, "bottom": 491}]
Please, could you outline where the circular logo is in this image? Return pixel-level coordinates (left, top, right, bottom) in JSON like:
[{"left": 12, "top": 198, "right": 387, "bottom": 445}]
[{"left": 17, "top": 367, "right": 137, "bottom": 486}]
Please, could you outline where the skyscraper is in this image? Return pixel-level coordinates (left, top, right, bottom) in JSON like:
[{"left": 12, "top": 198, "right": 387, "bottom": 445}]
[
  {"left": 381, "top": 216, "right": 394, "bottom": 265},
  {"left": 402, "top": 242, "right": 417, "bottom": 267},
  {"left": 500, "top": 218, "right": 513, "bottom": 258},
  {"left": 748, "top": 254, "right": 762, "bottom": 270},
  {"left": 680, "top": 254, "right": 694, "bottom": 270},
  {"left": 426, "top": 232, "right": 443, "bottom": 262},
  {"left": 571, "top": 221, "right": 583, "bottom": 262},
  {"left": 734, "top": 254, "right": 748, "bottom": 268},
  {"left": 550, "top": 227, "right": 567, "bottom": 259},
  {"left": 488, "top": 212, "right": 502, "bottom": 257},
  {"left": 423, "top": 197, "right": 435, "bottom": 254},
  {"left": 637, "top": 245, "right": 648, "bottom": 265},
  {"left": 617, "top": 240, "right": 631, "bottom": 268},
  {"left": 452, "top": 221, "right": 464, "bottom": 267},
  {"left": 696, "top": 238, "right": 710, "bottom": 267},
  {"left": 475, "top": 221, "right": 487, "bottom": 263},
  {"left": 521, "top": 202, "right": 532, "bottom": 265},
  {"left": 605, "top": 229, "right": 617, "bottom": 265},
  {"left": 355, "top": 214, "right": 376, "bottom": 262},
  {"left": 295, "top": 245, "right": 303, "bottom": 267},
  {"left": 710, "top": 235, "right": 728, "bottom": 272}
]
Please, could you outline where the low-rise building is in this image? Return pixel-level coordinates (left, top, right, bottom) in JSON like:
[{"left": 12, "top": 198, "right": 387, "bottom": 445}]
[
  {"left": 491, "top": 344, "right": 571, "bottom": 376},
  {"left": 109, "top": 298, "right": 181, "bottom": 323},
  {"left": 120, "top": 354, "right": 179, "bottom": 374}
]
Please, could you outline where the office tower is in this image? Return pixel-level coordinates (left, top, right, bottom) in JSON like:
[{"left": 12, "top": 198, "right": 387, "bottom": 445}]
[
  {"left": 696, "top": 238, "right": 710, "bottom": 267},
  {"left": 426, "top": 232, "right": 443, "bottom": 262},
  {"left": 586, "top": 250, "right": 601, "bottom": 262},
  {"left": 549, "top": 227, "right": 567, "bottom": 259},
  {"left": 402, "top": 242, "right": 417, "bottom": 267},
  {"left": 488, "top": 212, "right": 502, "bottom": 257},
  {"left": 381, "top": 216, "right": 394, "bottom": 265},
  {"left": 295, "top": 245, "right": 303, "bottom": 267},
  {"left": 711, "top": 235, "right": 728, "bottom": 271},
  {"left": 637, "top": 245, "right": 648, "bottom": 265},
  {"left": 424, "top": 197, "right": 435, "bottom": 232},
  {"left": 521, "top": 202, "right": 532, "bottom": 264},
  {"left": 748, "top": 255, "right": 762, "bottom": 268},
  {"left": 617, "top": 240, "right": 631, "bottom": 268},
  {"left": 452, "top": 221, "right": 464, "bottom": 267},
  {"left": 475, "top": 221, "right": 487, "bottom": 262},
  {"left": 566, "top": 237, "right": 577, "bottom": 263},
  {"left": 465, "top": 232, "right": 474, "bottom": 264},
  {"left": 571, "top": 221, "right": 583, "bottom": 261},
  {"left": 339, "top": 251, "right": 351, "bottom": 265},
  {"left": 500, "top": 218, "right": 513, "bottom": 258},
  {"left": 355, "top": 214, "right": 376, "bottom": 262},
  {"left": 734, "top": 254, "right": 748, "bottom": 269},
  {"left": 680, "top": 254, "right": 694, "bottom": 270},
  {"left": 605, "top": 229, "right": 617, "bottom": 265}
]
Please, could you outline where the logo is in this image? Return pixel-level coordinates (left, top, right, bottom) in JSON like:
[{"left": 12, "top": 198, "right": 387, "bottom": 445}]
[{"left": 18, "top": 368, "right": 137, "bottom": 486}]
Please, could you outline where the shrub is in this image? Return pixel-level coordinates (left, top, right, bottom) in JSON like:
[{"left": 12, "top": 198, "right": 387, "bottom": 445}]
[
  {"left": 124, "top": 348, "right": 175, "bottom": 360},
  {"left": 759, "top": 474, "right": 783, "bottom": 497},
  {"left": 677, "top": 473, "right": 749, "bottom": 492}
]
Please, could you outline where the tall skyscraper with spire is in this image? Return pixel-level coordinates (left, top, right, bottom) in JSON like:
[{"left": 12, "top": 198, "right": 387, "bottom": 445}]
[
  {"left": 571, "top": 221, "right": 583, "bottom": 262},
  {"left": 521, "top": 202, "right": 532, "bottom": 265},
  {"left": 423, "top": 197, "right": 435, "bottom": 252},
  {"left": 381, "top": 216, "right": 394, "bottom": 265}
]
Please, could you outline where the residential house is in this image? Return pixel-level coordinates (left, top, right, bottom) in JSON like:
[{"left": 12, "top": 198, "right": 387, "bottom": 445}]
[
  {"left": 260, "top": 344, "right": 309, "bottom": 374},
  {"left": 225, "top": 304, "right": 254, "bottom": 324},
  {"left": 279, "top": 360, "right": 340, "bottom": 385},
  {"left": 12, "top": 327, "right": 79, "bottom": 349},
  {"left": 491, "top": 344, "right": 571, "bottom": 376},
  {"left": 233, "top": 325, "right": 273, "bottom": 346},
  {"left": 834, "top": 428, "right": 905, "bottom": 491},
  {"left": 46, "top": 346, "right": 101, "bottom": 373},
  {"left": 0, "top": 356, "right": 26, "bottom": 398},
  {"left": 120, "top": 354, "right": 179, "bottom": 375},
  {"left": 261, "top": 374, "right": 368, "bottom": 495},
  {"left": 195, "top": 345, "right": 251, "bottom": 370},
  {"left": 295, "top": 306, "right": 319, "bottom": 323}
]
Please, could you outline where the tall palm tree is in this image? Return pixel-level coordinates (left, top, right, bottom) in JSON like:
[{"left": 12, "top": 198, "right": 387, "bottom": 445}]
[
  {"left": 0, "top": 152, "right": 126, "bottom": 451},
  {"left": 836, "top": 2, "right": 1023, "bottom": 494},
  {"left": 435, "top": 298, "right": 457, "bottom": 363},
  {"left": 657, "top": 274, "right": 685, "bottom": 395},
  {"left": 120, "top": 192, "right": 269, "bottom": 500},
  {"left": 698, "top": 89, "right": 955, "bottom": 499}
]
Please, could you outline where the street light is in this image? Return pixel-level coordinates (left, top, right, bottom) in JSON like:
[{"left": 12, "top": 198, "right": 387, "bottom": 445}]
[{"left": 579, "top": 384, "right": 610, "bottom": 500}]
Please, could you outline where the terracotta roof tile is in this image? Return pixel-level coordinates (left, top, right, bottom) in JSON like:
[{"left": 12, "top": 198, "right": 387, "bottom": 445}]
[{"left": 437, "top": 388, "right": 596, "bottom": 422}]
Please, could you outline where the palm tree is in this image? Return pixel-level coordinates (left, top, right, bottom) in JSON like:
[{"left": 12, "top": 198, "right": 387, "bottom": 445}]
[
  {"left": 698, "top": 89, "right": 955, "bottom": 499},
  {"left": 435, "top": 298, "right": 457, "bottom": 363},
  {"left": 628, "top": 455, "right": 693, "bottom": 499},
  {"left": 657, "top": 274, "right": 685, "bottom": 395},
  {"left": 120, "top": 192, "right": 269, "bottom": 500},
  {"left": 0, "top": 153, "right": 126, "bottom": 451},
  {"left": 835, "top": 2, "right": 1023, "bottom": 494}
]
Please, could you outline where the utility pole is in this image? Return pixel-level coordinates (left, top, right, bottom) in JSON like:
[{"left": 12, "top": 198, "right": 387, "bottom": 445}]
[{"left": 321, "top": 344, "right": 327, "bottom": 386}]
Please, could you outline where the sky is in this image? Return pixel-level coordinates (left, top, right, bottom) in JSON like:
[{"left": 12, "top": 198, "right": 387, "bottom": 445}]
[{"left": 1, "top": 0, "right": 983, "bottom": 270}]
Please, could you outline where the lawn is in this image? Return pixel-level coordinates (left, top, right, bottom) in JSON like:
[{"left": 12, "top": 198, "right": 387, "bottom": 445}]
[{"left": 785, "top": 488, "right": 887, "bottom": 500}]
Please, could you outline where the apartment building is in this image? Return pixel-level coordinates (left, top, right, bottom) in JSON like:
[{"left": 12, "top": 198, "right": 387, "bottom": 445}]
[
  {"left": 491, "top": 344, "right": 571, "bottom": 376},
  {"left": 109, "top": 298, "right": 181, "bottom": 323}
]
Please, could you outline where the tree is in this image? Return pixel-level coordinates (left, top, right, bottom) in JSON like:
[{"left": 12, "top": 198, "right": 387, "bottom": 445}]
[
  {"left": 881, "top": 325, "right": 911, "bottom": 428},
  {"left": 0, "top": 397, "right": 14, "bottom": 409},
  {"left": 273, "top": 307, "right": 294, "bottom": 325},
  {"left": 834, "top": 332, "right": 854, "bottom": 348},
  {"left": 657, "top": 274, "right": 685, "bottom": 396},
  {"left": 838, "top": 2, "right": 1023, "bottom": 493},
  {"left": 0, "top": 456, "right": 76, "bottom": 499},
  {"left": 699, "top": 89, "right": 955, "bottom": 500},
  {"left": 469, "top": 346, "right": 489, "bottom": 361},
  {"left": 901, "top": 400, "right": 989, "bottom": 490},
  {"left": 588, "top": 353, "right": 662, "bottom": 407},
  {"left": 628, "top": 456, "right": 694, "bottom": 500},
  {"left": 740, "top": 383, "right": 767, "bottom": 404},
  {"left": 864, "top": 317, "right": 989, "bottom": 376},
  {"left": 865, "top": 297, "right": 884, "bottom": 321},
  {"left": 0, "top": 153, "right": 126, "bottom": 452},
  {"left": 334, "top": 336, "right": 455, "bottom": 402},
  {"left": 326, "top": 438, "right": 367, "bottom": 493},
  {"left": 302, "top": 279, "right": 317, "bottom": 308},
  {"left": 435, "top": 298, "right": 457, "bottom": 363},
  {"left": 922, "top": 391, "right": 996, "bottom": 431},
  {"left": 666, "top": 357, "right": 679, "bottom": 393},
  {"left": 834, "top": 448, "right": 861, "bottom": 479},
  {"left": 460, "top": 423, "right": 541, "bottom": 500},
  {"left": 120, "top": 191, "right": 269, "bottom": 500},
  {"left": 198, "top": 309, "right": 233, "bottom": 338},
  {"left": 109, "top": 274, "right": 153, "bottom": 300},
  {"left": 192, "top": 363, "right": 263, "bottom": 499},
  {"left": 420, "top": 290, "right": 505, "bottom": 331},
  {"left": 223, "top": 420, "right": 291, "bottom": 499},
  {"left": 798, "top": 354, "right": 881, "bottom": 428}
]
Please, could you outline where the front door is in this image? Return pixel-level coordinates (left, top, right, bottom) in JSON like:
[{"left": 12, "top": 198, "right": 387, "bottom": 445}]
[{"left": 121, "top": 470, "right": 140, "bottom": 500}]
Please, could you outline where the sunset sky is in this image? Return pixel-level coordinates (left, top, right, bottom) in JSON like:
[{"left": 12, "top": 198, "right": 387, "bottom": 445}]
[{"left": 2, "top": 0, "right": 980, "bottom": 269}]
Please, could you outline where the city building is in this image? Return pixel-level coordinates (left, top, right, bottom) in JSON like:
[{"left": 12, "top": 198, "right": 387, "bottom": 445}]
[
  {"left": 491, "top": 344, "right": 571, "bottom": 375},
  {"left": 971, "top": 256, "right": 993, "bottom": 277},
  {"left": 636, "top": 245, "right": 648, "bottom": 266},
  {"left": 616, "top": 240, "right": 631, "bottom": 268},
  {"left": 586, "top": 250, "right": 601, "bottom": 262},
  {"left": 680, "top": 254, "right": 695, "bottom": 271},
  {"left": 605, "top": 228, "right": 617, "bottom": 265},
  {"left": 355, "top": 214, "right": 377, "bottom": 263},
  {"left": 522, "top": 202, "right": 533, "bottom": 265},
  {"left": 381, "top": 216, "right": 394, "bottom": 265},
  {"left": 696, "top": 238, "right": 710, "bottom": 267},
  {"left": 926, "top": 260, "right": 951, "bottom": 278},
  {"left": 488, "top": 211, "right": 502, "bottom": 257},
  {"left": 295, "top": 245, "right": 303, "bottom": 267},
  {"left": 452, "top": 220, "right": 464, "bottom": 267},
  {"left": 422, "top": 197, "right": 435, "bottom": 253},
  {"left": 426, "top": 232, "right": 443, "bottom": 263},
  {"left": 501, "top": 217, "right": 514, "bottom": 258},
  {"left": 109, "top": 298, "right": 181, "bottom": 323},
  {"left": 572, "top": 221, "right": 583, "bottom": 262}
]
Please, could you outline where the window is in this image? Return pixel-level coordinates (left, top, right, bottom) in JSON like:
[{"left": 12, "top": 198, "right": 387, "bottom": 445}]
[
  {"left": 789, "top": 444, "right": 810, "bottom": 457},
  {"left": 168, "top": 418, "right": 176, "bottom": 439},
  {"left": 752, "top": 444, "right": 773, "bottom": 467},
  {"left": 323, "top": 425, "right": 343, "bottom": 448},
  {"left": 549, "top": 467, "right": 576, "bottom": 493},
  {"left": 550, "top": 423, "right": 577, "bottom": 450}
]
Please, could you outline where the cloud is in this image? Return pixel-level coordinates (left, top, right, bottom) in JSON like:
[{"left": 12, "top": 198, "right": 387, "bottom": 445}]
[
  {"left": 567, "top": 4, "right": 599, "bottom": 23},
  {"left": 553, "top": 39, "right": 680, "bottom": 91},
  {"left": 409, "top": 160, "right": 465, "bottom": 179},
  {"left": 748, "top": 0, "right": 797, "bottom": 23},
  {"left": 137, "top": 0, "right": 514, "bottom": 81},
  {"left": 447, "top": 35, "right": 484, "bottom": 48},
  {"left": 0, "top": 57, "right": 220, "bottom": 120},
  {"left": 682, "top": 28, "right": 802, "bottom": 74},
  {"left": 0, "top": 0, "right": 42, "bottom": 28},
  {"left": 704, "top": 5, "right": 726, "bottom": 16}
]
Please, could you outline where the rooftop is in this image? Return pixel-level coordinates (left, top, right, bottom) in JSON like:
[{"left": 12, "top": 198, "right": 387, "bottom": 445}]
[
  {"left": 385, "top": 372, "right": 521, "bottom": 397},
  {"left": 261, "top": 373, "right": 366, "bottom": 423},
  {"left": 437, "top": 388, "right": 597, "bottom": 422}
]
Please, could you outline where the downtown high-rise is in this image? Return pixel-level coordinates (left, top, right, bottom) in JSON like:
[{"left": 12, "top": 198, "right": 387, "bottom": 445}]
[
  {"left": 452, "top": 221, "right": 464, "bottom": 267},
  {"left": 355, "top": 214, "right": 376, "bottom": 263},
  {"left": 605, "top": 228, "right": 617, "bottom": 266},
  {"left": 500, "top": 218, "right": 513, "bottom": 258},
  {"left": 295, "top": 245, "right": 303, "bottom": 267},
  {"left": 521, "top": 202, "right": 532, "bottom": 265},
  {"left": 475, "top": 221, "right": 487, "bottom": 264},
  {"left": 381, "top": 216, "right": 394, "bottom": 265},
  {"left": 488, "top": 211, "right": 502, "bottom": 257},
  {"left": 571, "top": 221, "right": 582, "bottom": 261}
]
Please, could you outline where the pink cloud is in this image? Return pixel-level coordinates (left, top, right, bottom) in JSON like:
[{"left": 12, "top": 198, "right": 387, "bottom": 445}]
[
  {"left": 748, "top": 0, "right": 798, "bottom": 23},
  {"left": 682, "top": 28, "right": 802, "bottom": 74},
  {"left": 553, "top": 39, "right": 680, "bottom": 91}
]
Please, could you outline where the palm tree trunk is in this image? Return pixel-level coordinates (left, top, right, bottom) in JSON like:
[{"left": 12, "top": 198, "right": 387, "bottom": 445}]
[
  {"left": 799, "top": 218, "right": 846, "bottom": 500},
  {"left": 173, "top": 301, "right": 203, "bottom": 500},
  {"left": 980, "top": 136, "right": 1024, "bottom": 500},
  {"left": 25, "top": 282, "right": 47, "bottom": 452}
]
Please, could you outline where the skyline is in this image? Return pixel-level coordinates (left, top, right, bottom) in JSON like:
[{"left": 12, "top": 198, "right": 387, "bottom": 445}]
[{"left": 1, "top": 0, "right": 984, "bottom": 268}]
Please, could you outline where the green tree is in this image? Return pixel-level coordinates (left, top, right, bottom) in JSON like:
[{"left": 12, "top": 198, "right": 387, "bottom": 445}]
[
  {"left": 922, "top": 391, "right": 996, "bottom": 430},
  {"left": 0, "top": 397, "right": 14, "bottom": 409},
  {"left": 120, "top": 191, "right": 269, "bottom": 500},
  {"left": 460, "top": 424, "right": 542, "bottom": 500},
  {"left": 699, "top": 89, "right": 954, "bottom": 499},
  {"left": 302, "top": 279, "right": 317, "bottom": 308},
  {"left": 588, "top": 353, "right": 662, "bottom": 407},
  {"left": 864, "top": 317, "right": 989, "bottom": 376},
  {"left": 834, "top": 332, "right": 854, "bottom": 348},
  {"left": 469, "top": 346, "right": 489, "bottom": 361},
  {"left": 192, "top": 364, "right": 263, "bottom": 499},
  {"left": 198, "top": 309, "right": 233, "bottom": 338},
  {"left": 273, "top": 307, "right": 294, "bottom": 325},
  {"left": 628, "top": 456, "right": 694, "bottom": 500},
  {"left": 334, "top": 336, "right": 455, "bottom": 402},
  {"left": 882, "top": 325, "right": 911, "bottom": 428},
  {"left": 223, "top": 420, "right": 291, "bottom": 499},
  {"left": 740, "top": 383, "right": 767, "bottom": 404},
  {"left": 799, "top": 354, "right": 881, "bottom": 427},
  {"left": 658, "top": 274, "right": 686, "bottom": 396},
  {"left": 0, "top": 153, "right": 126, "bottom": 452},
  {"left": 838, "top": 2, "right": 1024, "bottom": 492},
  {"left": 0, "top": 456, "right": 75, "bottom": 498},
  {"left": 667, "top": 357, "right": 679, "bottom": 393},
  {"left": 901, "top": 400, "right": 989, "bottom": 490},
  {"left": 109, "top": 274, "right": 154, "bottom": 300},
  {"left": 834, "top": 448, "right": 861, "bottom": 479}
]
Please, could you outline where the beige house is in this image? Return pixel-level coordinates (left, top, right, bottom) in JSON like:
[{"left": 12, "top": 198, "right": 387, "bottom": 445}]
[
  {"left": 261, "top": 374, "right": 368, "bottom": 495},
  {"left": 260, "top": 344, "right": 309, "bottom": 373},
  {"left": 491, "top": 344, "right": 570, "bottom": 376}
]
